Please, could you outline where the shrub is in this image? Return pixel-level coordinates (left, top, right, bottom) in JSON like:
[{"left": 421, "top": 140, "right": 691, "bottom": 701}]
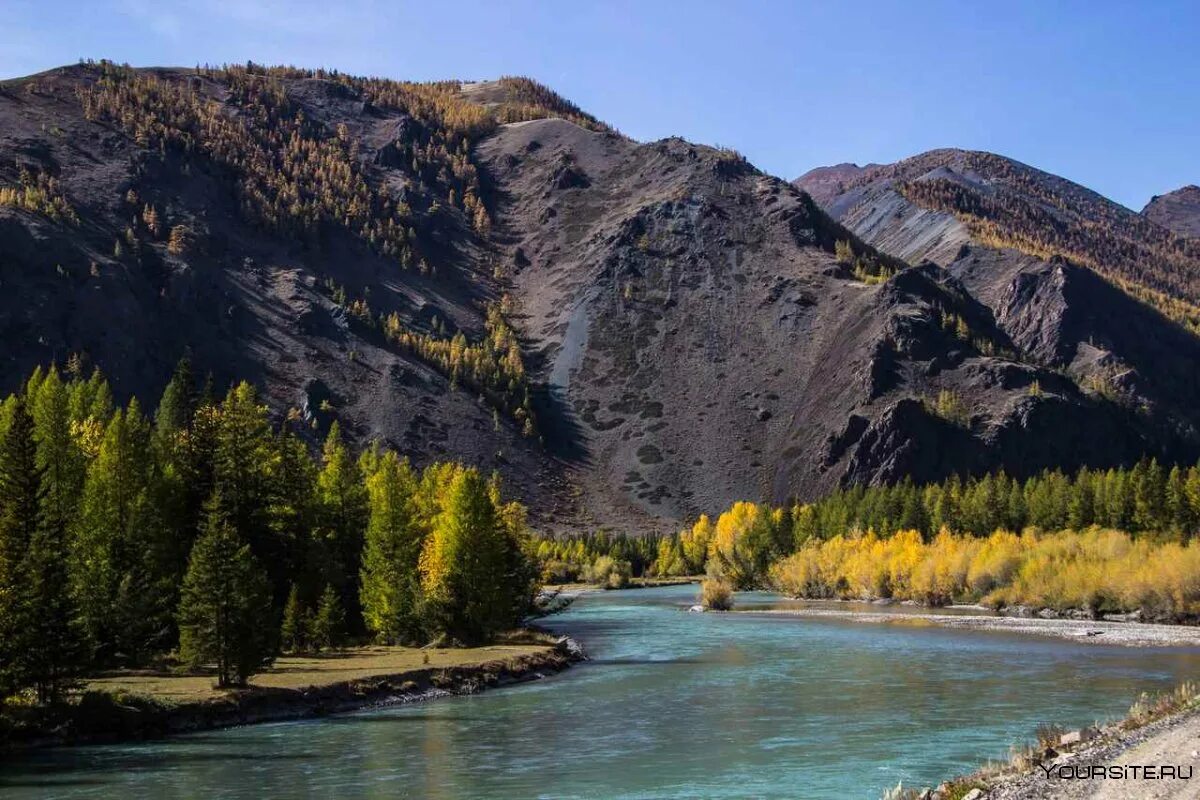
[
  {"left": 583, "top": 556, "right": 631, "bottom": 589},
  {"left": 701, "top": 576, "right": 734, "bottom": 610},
  {"left": 770, "top": 527, "right": 1200, "bottom": 619},
  {"left": 541, "top": 560, "right": 579, "bottom": 585}
]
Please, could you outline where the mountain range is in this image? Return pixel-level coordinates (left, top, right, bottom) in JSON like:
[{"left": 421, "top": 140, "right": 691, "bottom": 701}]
[{"left": 1, "top": 62, "right": 1198, "bottom": 532}]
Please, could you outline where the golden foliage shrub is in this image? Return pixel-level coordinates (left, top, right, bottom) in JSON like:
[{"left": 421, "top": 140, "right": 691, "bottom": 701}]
[{"left": 769, "top": 527, "right": 1200, "bottom": 620}]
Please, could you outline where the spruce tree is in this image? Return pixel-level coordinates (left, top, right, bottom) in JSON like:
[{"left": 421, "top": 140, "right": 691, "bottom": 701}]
[
  {"left": 18, "top": 523, "right": 85, "bottom": 703},
  {"left": 153, "top": 356, "right": 196, "bottom": 457},
  {"left": 177, "top": 495, "right": 275, "bottom": 688}
]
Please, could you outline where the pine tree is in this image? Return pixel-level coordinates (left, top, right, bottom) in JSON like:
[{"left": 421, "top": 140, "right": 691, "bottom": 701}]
[
  {"left": 311, "top": 583, "right": 345, "bottom": 652},
  {"left": 360, "top": 452, "right": 421, "bottom": 643},
  {"left": 177, "top": 495, "right": 275, "bottom": 687}
]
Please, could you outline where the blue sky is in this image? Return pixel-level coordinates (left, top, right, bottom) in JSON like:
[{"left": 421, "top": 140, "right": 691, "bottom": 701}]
[{"left": 2, "top": 0, "right": 1197, "bottom": 210}]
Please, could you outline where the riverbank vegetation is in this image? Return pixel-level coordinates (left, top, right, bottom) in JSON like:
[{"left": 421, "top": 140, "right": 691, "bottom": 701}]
[
  {"left": 0, "top": 360, "right": 539, "bottom": 715},
  {"left": 533, "top": 531, "right": 662, "bottom": 587},
  {"left": 631, "top": 461, "right": 1200, "bottom": 621},
  {"left": 770, "top": 528, "right": 1200, "bottom": 618}
]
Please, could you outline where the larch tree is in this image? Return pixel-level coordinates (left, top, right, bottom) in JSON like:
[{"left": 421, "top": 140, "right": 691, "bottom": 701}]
[
  {"left": 30, "top": 368, "right": 85, "bottom": 542},
  {"left": 213, "top": 382, "right": 280, "bottom": 598},
  {"left": 315, "top": 422, "right": 368, "bottom": 632},
  {"left": 311, "top": 583, "right": 345, "bottom": 652},
  {"left": 70, "top": 404, "right": 164, "bottom": 663},
  {"left": 419, "top": 468, "right": 514, "bottom": 645},
  {"left": 360, "top": 451, "right": 422, "bottom": 643}
]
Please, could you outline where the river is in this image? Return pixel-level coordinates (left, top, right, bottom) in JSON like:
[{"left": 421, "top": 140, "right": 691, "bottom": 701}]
[{"left": 4, "top": 584, "right": 1200, "bottom": 799}]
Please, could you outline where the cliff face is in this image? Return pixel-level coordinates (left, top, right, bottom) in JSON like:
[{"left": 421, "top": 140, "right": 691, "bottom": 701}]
[{"left": 0, "top": 66, "right": 1194, "bottom": 532}]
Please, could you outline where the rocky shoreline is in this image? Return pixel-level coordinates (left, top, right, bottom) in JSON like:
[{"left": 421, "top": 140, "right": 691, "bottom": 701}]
[
  {"left": 735, "top": 604, "right": 1200, "bottom": 647},
  {"left": 1, "top": 637, "right": 586, "bottom": 753},
  {"left": 982, "top": 708, "right": 1200, "bottom": 800},
  {"left": 901, "top": 693, "right": 1200, "bottom": 800}
]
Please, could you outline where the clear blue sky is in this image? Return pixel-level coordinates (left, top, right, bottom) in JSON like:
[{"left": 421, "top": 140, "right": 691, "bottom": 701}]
[{"left": 3, "top": 0, "right": 1197, "bottom": 210}]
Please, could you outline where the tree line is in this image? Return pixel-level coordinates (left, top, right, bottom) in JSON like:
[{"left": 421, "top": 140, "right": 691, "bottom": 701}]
[
  {"left": 617, "top": 460, "right": 1200, "bottom": 616},
  {"left": 0, "top": 360, "right": 538, "bottom": 702}
]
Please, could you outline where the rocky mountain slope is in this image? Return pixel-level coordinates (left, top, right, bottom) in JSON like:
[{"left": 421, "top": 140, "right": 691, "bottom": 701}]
[
  {"left": 1143, "top": 185, "right": 1200, "bottom": 239},
  {"left": 796, "top": 150, "right": 1200, "bottom": 464},
  {"left": 0, "top": 64, "right": 1195, "bottom": 532}
]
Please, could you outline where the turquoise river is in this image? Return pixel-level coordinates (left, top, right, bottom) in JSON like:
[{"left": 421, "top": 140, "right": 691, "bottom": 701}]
[{"left": 4, "top": 584, "right": 1200, "bottom": 799}]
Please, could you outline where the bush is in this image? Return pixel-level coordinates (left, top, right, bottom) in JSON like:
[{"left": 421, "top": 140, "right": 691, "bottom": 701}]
[
  {"left": 583, "top": 556, "right": 631, "bottom": 589},
  {"left": 541, "top": 560, "right": 579, "bottom": 585},
  {"left": 769, "top": 527, "right": 1200, "bottom": 619},
  {"left": 701, "top": 576, "right": 734, "bottom": 610}
]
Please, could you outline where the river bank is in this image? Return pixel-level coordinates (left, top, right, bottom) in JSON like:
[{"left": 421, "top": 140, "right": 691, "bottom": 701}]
[
  {"left": 903, "top": 683, "right": 1200, "bottom": 799},
  {"left": 0, "top": 636, "right": 584, "bottom": 753},
  {"left": 734, "top": 603, "right": 1200, "bottom": 647}
]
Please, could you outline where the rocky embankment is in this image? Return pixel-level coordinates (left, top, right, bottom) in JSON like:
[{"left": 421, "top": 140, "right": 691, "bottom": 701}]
[
  {"left": 909, "top": 709, "right": 1200, "bottom": 800},
  {"left": 895, "top": 683, "right": 1200, "bottom": 800},
  {"left": 1, "top": 637, "right": 585, "bottom": 752}
]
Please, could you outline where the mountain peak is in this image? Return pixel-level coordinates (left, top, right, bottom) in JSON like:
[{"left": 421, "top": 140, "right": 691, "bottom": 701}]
[{"left": 1143, "top": 185, "right": 1200, "bottom": 239}]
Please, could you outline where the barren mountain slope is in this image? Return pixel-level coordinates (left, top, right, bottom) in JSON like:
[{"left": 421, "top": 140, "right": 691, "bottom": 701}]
[
  {"left": 479, "top": 123, "right": 1157, "bottom": 525},
  {"left": 1143, "top": 185, "right": 1200, "bottom": 239},
  {"left": 796, "top": 150, "right": 1200, "bottom": 454}
]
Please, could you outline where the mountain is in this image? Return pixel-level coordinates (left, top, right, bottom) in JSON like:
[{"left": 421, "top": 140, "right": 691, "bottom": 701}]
[
  {"left": 1143, "top": 185, "right": 1200, "bottom": 239},
  {"left": 784, "top": 162, "right": 877, "bottom": 208},
  {"left": 796, "top": 148, "right": 1200, "bottom": 456},
  {"left": 0, "top": 64, "right": 1195, "bottom": 532}
]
